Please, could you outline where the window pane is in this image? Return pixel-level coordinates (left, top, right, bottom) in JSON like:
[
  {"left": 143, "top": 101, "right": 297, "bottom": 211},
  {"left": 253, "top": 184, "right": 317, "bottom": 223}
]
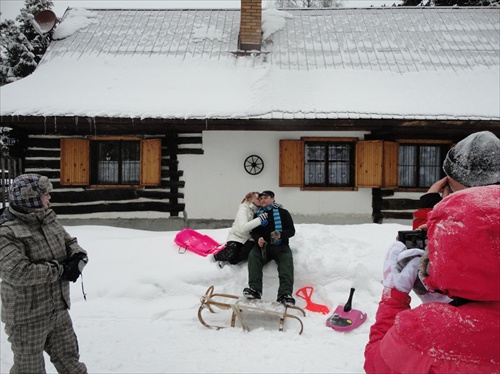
[
  {"left": 328, "top": 144, "right": 351, "bottom": 185},
  {"left": 419, "top": 146, "right": 441, "bottom": 188},
  {"left": 97, "top": 142, "right": 119, "bottom": 183},
  {"left": 305, "top": 144, "right": 325, "bottom": 185},
  {"left": 399, "top": 145, "right": 416, "bottom": 187},
  {"left": 399, "top": 144, "right": 442, "bottom": 188},
  {"left": 304, "top": 142, "right": 353, "bottom": 187},
  {"left": 121, "top": 142, "right": 140, "bottom": 184},
  {"left": 93, "top": 141, "right": 140, "bottom": 185},
  {"left": 306, "top": 162, "right": 325, "bottom": 184}
]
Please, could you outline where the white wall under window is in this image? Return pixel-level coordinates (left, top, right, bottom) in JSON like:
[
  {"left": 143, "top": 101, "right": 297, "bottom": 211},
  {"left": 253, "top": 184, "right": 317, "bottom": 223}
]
[{"left": 179, "top": 130, "right": 373, "bottom": 221}]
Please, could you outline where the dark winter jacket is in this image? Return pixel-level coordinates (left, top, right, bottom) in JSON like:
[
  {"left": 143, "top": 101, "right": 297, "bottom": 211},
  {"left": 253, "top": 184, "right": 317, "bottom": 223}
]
[
  {"left": 251, "top": 206, "right": 295, "bottom": 245},
  {"left": 412, "top": 192, "right": 443, "bottom": 229},
  {"left": 365, "top": 185, "right": 500, "bottom": 373},
  {"left": 0, "top": 206, "right": 86, "bottom": 325}
]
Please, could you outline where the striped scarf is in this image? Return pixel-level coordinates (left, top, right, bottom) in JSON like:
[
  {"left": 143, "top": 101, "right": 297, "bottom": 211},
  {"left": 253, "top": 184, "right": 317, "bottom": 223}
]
[{"left": 258, "top": 205, "right": 282, "bottom": 232}]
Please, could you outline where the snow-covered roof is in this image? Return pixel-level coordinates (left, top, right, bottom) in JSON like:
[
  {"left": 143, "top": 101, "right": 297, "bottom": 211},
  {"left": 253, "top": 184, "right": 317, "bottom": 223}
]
[{"left": 1, "top": 7, "right": 499, "bottom": 121}]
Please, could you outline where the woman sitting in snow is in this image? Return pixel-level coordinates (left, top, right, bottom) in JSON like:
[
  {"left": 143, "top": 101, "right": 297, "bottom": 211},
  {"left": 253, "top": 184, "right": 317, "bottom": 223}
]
[
  {"left": 364, "top": 185, "right": 500, "bottom": 373},
  {"left": 213, "top": 191, "right": 269, "bottom": 267}
]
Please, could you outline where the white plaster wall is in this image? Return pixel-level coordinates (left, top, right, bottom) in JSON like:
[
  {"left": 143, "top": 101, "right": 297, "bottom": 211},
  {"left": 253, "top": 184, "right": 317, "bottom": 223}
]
[{"left": 178, "top": 130, "right": 374, "bottom": 221}]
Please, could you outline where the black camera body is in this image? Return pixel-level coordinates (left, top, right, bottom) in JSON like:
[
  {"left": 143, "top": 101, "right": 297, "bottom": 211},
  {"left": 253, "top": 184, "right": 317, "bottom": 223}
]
[
  {"left": 396, "top": 230, "right": 429, "bottom": 295},
  {"left": 397, "top": 230, "right": 427, "bottom": 250}
]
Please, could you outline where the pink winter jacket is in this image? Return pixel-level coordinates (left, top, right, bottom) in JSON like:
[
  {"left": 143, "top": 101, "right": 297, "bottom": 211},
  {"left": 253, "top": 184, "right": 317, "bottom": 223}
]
[{"left": 364, "top": 185, "right": 500, "bottom": 374}]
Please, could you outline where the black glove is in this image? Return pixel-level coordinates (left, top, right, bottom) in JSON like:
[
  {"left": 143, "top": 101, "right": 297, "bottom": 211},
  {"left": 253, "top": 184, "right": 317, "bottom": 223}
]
[{"left": 61, "top": 253, "right": 88, "bottom": 282}]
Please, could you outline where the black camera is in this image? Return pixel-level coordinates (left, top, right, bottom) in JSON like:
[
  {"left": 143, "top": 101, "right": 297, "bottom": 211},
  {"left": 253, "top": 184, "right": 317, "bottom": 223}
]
[
  {"left": 397, "top": 230, "right": 427, "bottom": 250},
  {"left": 396, "top": 230, "right": 429, "bottom": 295}
]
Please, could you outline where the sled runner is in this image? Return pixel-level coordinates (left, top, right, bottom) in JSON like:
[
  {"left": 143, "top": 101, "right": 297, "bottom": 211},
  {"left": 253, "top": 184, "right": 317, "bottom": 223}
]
[
  {"left": 198, "top": 285, "right": 306, "bottom": 334},
  {"left": 174, "top": 229, "right": 226, "bottom": 257}
]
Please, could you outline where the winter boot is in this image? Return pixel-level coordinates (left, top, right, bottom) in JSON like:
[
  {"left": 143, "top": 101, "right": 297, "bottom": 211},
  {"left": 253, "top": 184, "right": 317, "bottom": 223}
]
[
  {"left": 277, "top": 294, "right": 295, "bottom": 306},
  {"left": 243, "top": 287, "right": 261, "bottom": 300}
]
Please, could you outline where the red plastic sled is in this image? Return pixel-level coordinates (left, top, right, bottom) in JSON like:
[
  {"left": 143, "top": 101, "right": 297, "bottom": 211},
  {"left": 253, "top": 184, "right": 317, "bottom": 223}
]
[{"left": 174, "top": 228, "right": 226, "bottom": 257}]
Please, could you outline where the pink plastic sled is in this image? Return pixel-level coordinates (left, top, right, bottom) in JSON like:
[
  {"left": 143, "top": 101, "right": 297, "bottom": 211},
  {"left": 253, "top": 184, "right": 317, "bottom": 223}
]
[
  {"left": 326, "top": 288, "right": 367, "bottom": 332},
  {"left": 174, "top": 228, "right": 226, "bottom": 257}
]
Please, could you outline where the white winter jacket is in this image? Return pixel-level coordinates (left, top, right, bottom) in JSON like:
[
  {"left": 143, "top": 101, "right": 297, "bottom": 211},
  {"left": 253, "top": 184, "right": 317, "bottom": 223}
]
[{"left": 226, "top": 202, "right": 262, "bottom": 244}]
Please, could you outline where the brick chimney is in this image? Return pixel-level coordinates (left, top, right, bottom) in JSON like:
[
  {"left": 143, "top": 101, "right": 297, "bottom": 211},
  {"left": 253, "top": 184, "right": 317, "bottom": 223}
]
[{"left": 239, "top": 0, "right": 262, "bottom": 51}]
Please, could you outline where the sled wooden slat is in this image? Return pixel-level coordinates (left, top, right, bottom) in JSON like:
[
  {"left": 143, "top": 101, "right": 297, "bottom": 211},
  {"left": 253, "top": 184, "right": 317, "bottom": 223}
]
[{"left": 198, "top": 285, "right": 305, "bottom": 334}]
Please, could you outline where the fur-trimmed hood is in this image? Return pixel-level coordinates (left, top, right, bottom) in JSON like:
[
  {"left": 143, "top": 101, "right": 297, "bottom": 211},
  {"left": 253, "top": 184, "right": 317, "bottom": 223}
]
[{"left": 425, "top": 185, "right": 500, "bottom": 301}]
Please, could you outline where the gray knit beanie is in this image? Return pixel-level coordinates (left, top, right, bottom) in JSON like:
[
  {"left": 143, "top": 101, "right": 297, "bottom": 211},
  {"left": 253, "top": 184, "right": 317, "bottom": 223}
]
[
  {"left": 443, "top": 131, "right": 500, "bottom": 187},
  {"left": 8, "top": 174, "right": 53, "bottom": 209}
]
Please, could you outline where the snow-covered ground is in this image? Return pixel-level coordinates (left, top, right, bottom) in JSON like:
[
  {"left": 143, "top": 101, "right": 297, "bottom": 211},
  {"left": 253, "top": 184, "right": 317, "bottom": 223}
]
[{"left": 1, "top": 221, "right": 424, "bottom": 373}]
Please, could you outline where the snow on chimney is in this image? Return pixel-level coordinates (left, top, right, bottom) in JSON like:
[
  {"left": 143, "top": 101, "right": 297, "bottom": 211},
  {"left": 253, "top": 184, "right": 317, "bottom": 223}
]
[{"left": 239, "top": 0, "right": 262, "bottom": 51}]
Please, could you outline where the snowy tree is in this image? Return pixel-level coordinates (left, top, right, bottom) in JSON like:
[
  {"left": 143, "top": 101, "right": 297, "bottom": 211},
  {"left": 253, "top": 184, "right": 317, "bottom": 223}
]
[
  {"left": 0, "top": 127, "right": 28, "bottom": 159},
  {"left": 401, "top": 0, "right": 498, "bottom": 5},
  {"left": 274, "top": 0, "right": 343, "bottom": 8},
  {"left": 17, "top": 0, "right": 54, "bottom": 57},
  {"left": 0, "top": 19, "right": 37, "bottom": 84},
  {"left": 0, "top": 0, "right": 54, "bottom": 85}
]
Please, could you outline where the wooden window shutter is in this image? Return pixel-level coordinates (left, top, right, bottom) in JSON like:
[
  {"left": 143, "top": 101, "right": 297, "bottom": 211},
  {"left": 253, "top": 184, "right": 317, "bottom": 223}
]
[
  {"left": 356, "top": 140, "right": 383, "bottom": 188},
  {"left": 356, "top": 140, "right": 398, "bottom": 188},
  {"left": 383, "top": 141, "right": 398, "bottom": 188},
  {"left": 279, "top": 139, "right": 304, "bottom": 187},
  {"left": 140, "top": 139, "right": 162, "bottom": 186},
  {"left": 60, "top": 138, "right": 90, "bottom": 186}
]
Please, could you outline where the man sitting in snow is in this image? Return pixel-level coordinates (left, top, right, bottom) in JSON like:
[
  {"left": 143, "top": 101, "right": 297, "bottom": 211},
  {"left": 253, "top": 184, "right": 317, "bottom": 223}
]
[{"left": 243, "top": 190, "right": 296, "bottom": 306}]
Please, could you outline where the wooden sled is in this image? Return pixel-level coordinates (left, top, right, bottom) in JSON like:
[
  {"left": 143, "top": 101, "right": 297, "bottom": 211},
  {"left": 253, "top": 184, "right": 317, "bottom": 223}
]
[{"left": 198, "top": 285, "right": 306, "bottom": 334}]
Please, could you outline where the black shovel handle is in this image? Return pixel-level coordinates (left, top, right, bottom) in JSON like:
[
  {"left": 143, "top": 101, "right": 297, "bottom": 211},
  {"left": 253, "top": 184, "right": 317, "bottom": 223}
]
[{"left": 344, "top": 288, "right": 355, "bottom": 312}]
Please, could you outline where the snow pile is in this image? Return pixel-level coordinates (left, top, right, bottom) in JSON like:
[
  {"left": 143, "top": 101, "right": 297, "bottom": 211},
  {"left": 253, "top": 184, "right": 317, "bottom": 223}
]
[
  {"left": 0, "top": 222, "right": 422, "bottom": 373},
  {"left": 52, "top": 8, "right": 96, "bottom": 40},
  {"left": 262, "top": 9, "right": 293, "bottom": 40},
  {"left": 192, "top": 24, "right": 226, "bottom": 43},
  {"left": 1, "top": 8, "right": 499, "bottom": 120},
  {"left": 2, "top": 55, "right": 498, "bottom": 120}
]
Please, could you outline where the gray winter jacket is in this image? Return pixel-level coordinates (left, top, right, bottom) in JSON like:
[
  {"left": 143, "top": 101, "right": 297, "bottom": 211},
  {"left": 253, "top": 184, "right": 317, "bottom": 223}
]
[{"left": 0, "top": 207, "right": 86, "bottom": 325}]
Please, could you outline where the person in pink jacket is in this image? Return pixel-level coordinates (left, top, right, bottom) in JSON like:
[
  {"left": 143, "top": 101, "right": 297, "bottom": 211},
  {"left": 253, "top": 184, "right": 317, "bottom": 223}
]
[{"left": 365, "top": 185, "right": 500, "bottom": 373}]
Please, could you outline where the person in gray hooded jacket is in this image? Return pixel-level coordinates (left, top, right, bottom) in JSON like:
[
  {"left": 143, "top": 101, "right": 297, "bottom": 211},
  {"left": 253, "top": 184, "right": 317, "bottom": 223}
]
[{"left": 0, "top": 174, "right": 88, "bottom": 374}]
